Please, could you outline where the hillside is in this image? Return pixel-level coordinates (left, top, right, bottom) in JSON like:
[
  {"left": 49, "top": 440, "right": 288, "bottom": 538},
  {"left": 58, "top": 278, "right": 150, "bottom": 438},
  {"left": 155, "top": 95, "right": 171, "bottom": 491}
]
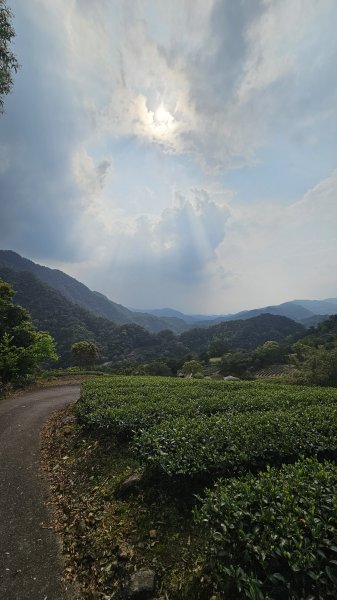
[
  {"left": 0, "top": 251, "right": 187, "bottom": 334},
  {"left": 0, "top": 265, "right": 190, "bottom": 367},
  {"left": 180, "top": 313, "right": 306, "bottom": 354},
  {"left": 0, "top": 264, "right": 309, "bottom": 369}
]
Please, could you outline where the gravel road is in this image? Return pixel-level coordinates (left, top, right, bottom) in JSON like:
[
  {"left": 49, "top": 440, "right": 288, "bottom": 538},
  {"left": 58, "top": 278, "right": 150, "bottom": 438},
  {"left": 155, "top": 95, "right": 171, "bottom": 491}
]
[{"left": 0, "top": 385, "right": 80, "bottom": 600}]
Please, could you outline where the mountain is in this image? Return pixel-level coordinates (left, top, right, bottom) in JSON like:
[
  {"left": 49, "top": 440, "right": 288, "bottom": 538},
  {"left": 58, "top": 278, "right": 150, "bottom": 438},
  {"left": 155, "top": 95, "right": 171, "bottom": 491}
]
[
  {"left": 0, "top": 261, "right": 308, "bottom": 370},
  {"left": 133, "top": 307, "right": 218, "bottom": 324},
  {"left": 0, "top": 264, "right": 117, "bottom": 365},
  {"left": 0, "top": 264, "right": 188, "bottom": 366},
  {"left": 0, "top": 251, "right": 187, "bottom": 334},
  {"left": 184, "top": 300, "right": 337, "bottom": 328},
  {"left": 292, "top": 299, "right": 337, "bottom": 315},
  {"left": 180, "top": 313, "right": 306, "bottom": 354},
  {"left": 135, "top": 298, "right": 337, "bottom": 329}
]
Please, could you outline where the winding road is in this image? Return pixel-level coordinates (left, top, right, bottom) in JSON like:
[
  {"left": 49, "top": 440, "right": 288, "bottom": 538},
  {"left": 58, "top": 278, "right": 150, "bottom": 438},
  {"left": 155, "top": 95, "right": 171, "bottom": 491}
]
[{"left": 0, "top": 385, "right": 80, "bottom": 600}]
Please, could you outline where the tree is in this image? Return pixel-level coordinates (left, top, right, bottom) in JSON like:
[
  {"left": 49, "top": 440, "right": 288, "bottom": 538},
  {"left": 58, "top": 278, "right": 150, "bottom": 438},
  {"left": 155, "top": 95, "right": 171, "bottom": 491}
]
[
  {"left": 71, "top": 340, "right": 99, "bottom": 368},
  {"left": 290, "top": 343, "right": 337, "bottom": 386},
  {"left": 254, "top": 340, "right": 285, "bottom": 366},
  {"left": 181, "top": 359, "right": 203, "bottom": 376},
  {"left": 0, "top": 0, "right": 20, "bottom": 113},
  {"left": 0, "top": 279, "right": 57, "bottom": 386}
]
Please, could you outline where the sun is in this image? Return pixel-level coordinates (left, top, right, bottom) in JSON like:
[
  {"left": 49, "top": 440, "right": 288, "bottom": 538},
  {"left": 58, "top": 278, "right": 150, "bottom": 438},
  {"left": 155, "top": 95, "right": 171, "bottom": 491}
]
[{"left": 155, "top": 103, "right": 174, "bottom": 127}]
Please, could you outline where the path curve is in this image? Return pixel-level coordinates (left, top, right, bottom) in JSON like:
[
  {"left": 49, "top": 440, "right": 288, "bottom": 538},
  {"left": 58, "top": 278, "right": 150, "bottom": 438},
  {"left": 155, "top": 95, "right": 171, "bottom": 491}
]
[{"left": 0, "top": 385, "right": 80, "bottom": 600}]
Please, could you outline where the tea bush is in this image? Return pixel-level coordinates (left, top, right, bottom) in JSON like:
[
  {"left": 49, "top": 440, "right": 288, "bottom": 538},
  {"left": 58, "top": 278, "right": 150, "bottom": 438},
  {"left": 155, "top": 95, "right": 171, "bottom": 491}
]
[
  {"left": 76, "top": 376, "right": 337, "bottom": 439},
  {"left": 196, "top": 457, "right": 337, "bottom": 599},
  {"left": 134, "top": 405, "right": 337, "bottom": 477}
]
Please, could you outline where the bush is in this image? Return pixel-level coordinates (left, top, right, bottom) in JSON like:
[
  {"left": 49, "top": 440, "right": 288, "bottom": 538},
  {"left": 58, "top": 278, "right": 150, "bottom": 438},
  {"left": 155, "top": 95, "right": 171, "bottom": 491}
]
[
  {"left": 196, "top": 457, "right": 337, "bottom": 599},
  {"left": 76, "top": 376, "right": 337, "bottom": 440},
  {"left": 133, "top": 405, "right": 337, "bottom": 477}
]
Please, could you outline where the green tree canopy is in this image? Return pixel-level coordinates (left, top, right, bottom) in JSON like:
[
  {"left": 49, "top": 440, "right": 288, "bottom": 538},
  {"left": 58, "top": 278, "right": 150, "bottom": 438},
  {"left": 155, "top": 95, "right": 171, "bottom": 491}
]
[
  {"left": 0, "top": 0, "right": 20, "bottom": 113},
  {"left": 0, "top": 279, "right": 57, "bottom": 387},
  {"left": 71, "top": 340, "right": 99, "bottom": 368},
  {"left": 182, "top": 359, "right": 203, "bottom": 376},
  {"left": 290, "top": 342, "right": 337, "bottom": 387}
]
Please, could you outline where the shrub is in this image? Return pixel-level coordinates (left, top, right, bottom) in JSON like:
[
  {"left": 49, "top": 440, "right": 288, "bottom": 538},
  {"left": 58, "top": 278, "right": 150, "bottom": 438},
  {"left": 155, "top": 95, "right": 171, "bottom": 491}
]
[
  {"left": 196, "top": 458, "right": 337, "bottom": 599},
  {"left": 133, "top": 405, "right": 337, "bottom": 477}
]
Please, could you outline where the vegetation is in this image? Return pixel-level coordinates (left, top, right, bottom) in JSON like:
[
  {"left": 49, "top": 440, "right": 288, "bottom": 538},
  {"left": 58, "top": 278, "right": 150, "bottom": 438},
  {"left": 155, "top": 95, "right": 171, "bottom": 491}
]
[
  {"left": 0, "top": 265, "right": 309, "bottom": 371},
  {"left": 71, "top": 340, "right": 99, "bottom": 368},
  {"left": 0, "top": 0, "right": 20, "bottom": 113},
  {"left": 0, "top": 250, "right": 187, "bottom": 334},
  {"left": 47, "top": 373, "right": 337, "bottom": 598},
  {"left": 77, "top": 376, "right": 337, "bottom": 439},
  {"left": 0, "top": 279, "right": 57, "bottom": 388},
  {"left": 134, "top": 405, "right": 337, "bottom": 477},
  {"left": 197, "top": 457, "right": 337, "bottom": 599},
  {"left": 180, "top": 314, "right": 305, "bottom": 354}
]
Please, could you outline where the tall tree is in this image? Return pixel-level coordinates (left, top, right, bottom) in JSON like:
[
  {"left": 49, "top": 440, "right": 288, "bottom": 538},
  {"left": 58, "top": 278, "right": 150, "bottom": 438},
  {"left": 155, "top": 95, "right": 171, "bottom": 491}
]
[
  {"left": 0, "top": 279, "right": 57, "bottom": 387},
  {"left": 0, "top": 0, "right": 20, "bottom": 113}
]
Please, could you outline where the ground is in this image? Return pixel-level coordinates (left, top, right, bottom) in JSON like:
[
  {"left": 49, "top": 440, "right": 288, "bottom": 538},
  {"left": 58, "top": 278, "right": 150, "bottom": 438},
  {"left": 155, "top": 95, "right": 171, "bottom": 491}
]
[{"left": 0, "top": 385, "right": 80, "bottom": 600}]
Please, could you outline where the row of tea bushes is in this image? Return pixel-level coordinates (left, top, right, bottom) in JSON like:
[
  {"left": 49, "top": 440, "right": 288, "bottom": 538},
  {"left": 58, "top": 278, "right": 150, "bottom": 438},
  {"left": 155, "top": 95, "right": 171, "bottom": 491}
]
[
  {"left": 196, "top": 457, "right": 337, "bottom": 599},
  {"left": 133, "top": 405, "right": 337, "bottom": 477},
  {"left": 76, "top": 376, "right": 337, "bottom": 439}
]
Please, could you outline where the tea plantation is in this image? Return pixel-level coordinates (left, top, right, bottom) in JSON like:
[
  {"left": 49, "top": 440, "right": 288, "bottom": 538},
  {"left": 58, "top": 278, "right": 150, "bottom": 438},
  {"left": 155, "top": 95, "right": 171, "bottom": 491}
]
[{"left": 74, "top": 376, "right": 337, "bottom": 598}]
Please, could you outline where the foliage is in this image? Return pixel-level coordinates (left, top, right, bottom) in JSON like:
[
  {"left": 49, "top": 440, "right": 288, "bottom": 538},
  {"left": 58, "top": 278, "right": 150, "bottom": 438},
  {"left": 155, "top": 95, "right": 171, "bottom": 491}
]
[
  {"left": 133, "top": 404, "right": 337, "bottom": 477},
  {"left": 0, "top": 279, "right": 57, "bottom": 386},
  {"left": 180, "top": 314, "right": 305, "bottom": 355},
  {"left": 220, "top": 341, "right": 288, "bottom": 378},
  {"left": 182, "top": 359, "right": 203, "bottom": 375},
  {"left": 53, "top": 376, "right": 337, "bottom": 598},
  {"left": 290, "top": 343, "right": 337, "bottom": 387},
  {"left": 197, "top": 457, "right": 337, "bottom": 599},
  {"left": 71, "top": 340, "right": 99, "bottom": 368},
  {"left": 0, "top": 0, "right": 20, "bottom": 113},
  {"left": 77, "top": 376, "right": 337, "bottom": 441}
]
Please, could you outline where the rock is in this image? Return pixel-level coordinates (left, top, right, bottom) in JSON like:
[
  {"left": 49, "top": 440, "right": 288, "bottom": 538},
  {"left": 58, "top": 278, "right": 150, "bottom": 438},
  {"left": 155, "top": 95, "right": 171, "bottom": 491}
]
[
  {"left": 127, "top": 569, "right": 155, "bottom": 598},
  {"left": 223, "top": 375, "right": 240, "bottom": 381},
  {"left": 117, "top": 472, "right": 143, "bottom": 499}
]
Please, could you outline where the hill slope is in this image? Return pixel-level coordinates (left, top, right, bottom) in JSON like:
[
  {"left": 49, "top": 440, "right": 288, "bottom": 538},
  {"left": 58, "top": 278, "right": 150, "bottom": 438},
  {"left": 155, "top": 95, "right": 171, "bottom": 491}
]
[
  {"left": 0, "top": 251, "right": 187, "bottom": 334},
  {"left": 180, "top": 313, "right": 306, "bottom": 354}
]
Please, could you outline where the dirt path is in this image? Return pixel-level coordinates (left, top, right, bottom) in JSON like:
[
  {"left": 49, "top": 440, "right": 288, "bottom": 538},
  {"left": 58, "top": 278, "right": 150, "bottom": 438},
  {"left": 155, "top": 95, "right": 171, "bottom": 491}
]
[{"left": 0, "top": 385, "right": 80, "bottom": 600}]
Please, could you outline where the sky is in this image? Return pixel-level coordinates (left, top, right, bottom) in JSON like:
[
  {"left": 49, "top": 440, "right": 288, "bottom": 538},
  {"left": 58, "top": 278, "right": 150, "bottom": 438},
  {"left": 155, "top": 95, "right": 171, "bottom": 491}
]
[{"left": 1, "top": 0, "right": 337, "bottom": 314}]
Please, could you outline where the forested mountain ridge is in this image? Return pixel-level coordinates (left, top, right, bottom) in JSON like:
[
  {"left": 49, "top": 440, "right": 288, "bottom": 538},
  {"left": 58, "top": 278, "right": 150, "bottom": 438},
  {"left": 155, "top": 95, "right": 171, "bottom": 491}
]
[
  {"left": 0, "top": 251, "right": 187, "bottom": 334},
  {"left": 180, "top": 313, "right": 306, "bottom": 355},
  {"left": 0, "top": 263, "right": 307, "bottom": 369}
]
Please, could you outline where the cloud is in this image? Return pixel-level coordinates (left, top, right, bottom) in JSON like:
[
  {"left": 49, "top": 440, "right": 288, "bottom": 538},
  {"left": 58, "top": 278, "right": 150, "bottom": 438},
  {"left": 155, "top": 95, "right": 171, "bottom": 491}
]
[
  {"left": 1, "top": 0, "right": 337, "bottom": 312},
  {"left": 67, "top": 187, "right": 231, "bottom": 309},
  {"left": 216, "top": 167, "right": 337, "bottom": 310}
]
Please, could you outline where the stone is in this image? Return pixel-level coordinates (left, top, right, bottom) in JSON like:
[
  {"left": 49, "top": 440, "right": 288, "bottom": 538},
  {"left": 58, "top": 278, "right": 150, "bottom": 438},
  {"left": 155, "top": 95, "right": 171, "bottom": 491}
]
[
  {"left": 117, "top": 472, "right": 143, "bottom": 499},
  {"left": 127, "top": 569, "right": 155, "bottom": 598}
]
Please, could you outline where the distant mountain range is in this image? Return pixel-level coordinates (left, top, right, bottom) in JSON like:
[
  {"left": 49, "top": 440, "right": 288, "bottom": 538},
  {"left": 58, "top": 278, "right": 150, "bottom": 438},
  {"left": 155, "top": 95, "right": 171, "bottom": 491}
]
[
  {"left": 136, "top": 299, "right": 337, "bottom": 327},
  {"left": 1, "top": 249, "right": 336, "bottom": 337},
  {"left": 0, "top": 250, "right": 306, "bottom": 367}
]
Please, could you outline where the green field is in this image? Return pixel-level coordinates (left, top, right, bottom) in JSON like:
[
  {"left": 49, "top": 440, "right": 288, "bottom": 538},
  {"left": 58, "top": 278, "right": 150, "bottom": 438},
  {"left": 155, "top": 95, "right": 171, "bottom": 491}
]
[{"left": 70, "top": 376, "right": 337, "bottom": 598}]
